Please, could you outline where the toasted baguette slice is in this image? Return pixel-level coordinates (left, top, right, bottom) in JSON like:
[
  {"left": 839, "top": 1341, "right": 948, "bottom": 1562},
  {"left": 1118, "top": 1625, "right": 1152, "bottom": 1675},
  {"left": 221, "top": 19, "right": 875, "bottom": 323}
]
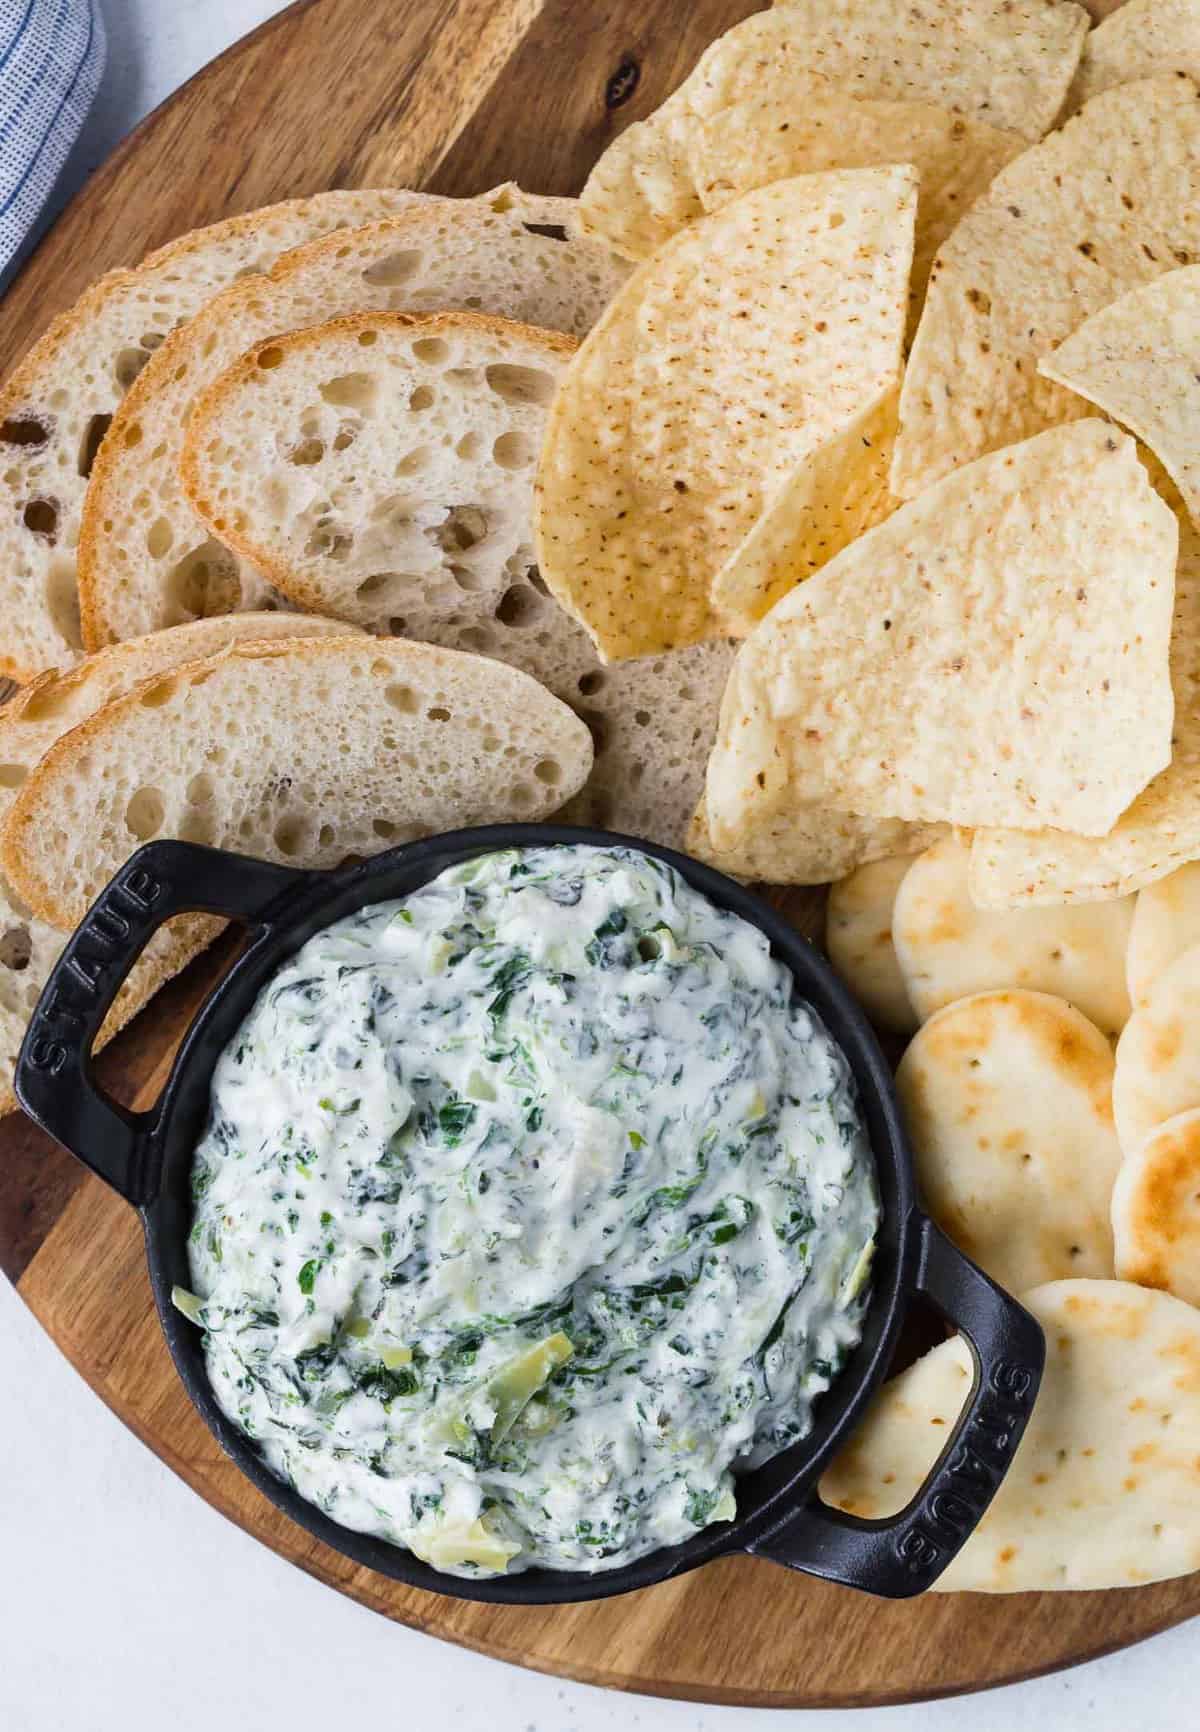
[
  {"left": 0, "top": 614, "right": 358, "bottom": 1112},
  {"left": 78, "top": 191, "right": 629, "bottom": 651},
  {"left": 182, "top": 310, "right": 573, "bottom": 636},
  {"left": 2, "top": 637, "right": 593, "bottom": 930},
  {"left": 0, "top": 190, "right": 428, "bottom": 682}
]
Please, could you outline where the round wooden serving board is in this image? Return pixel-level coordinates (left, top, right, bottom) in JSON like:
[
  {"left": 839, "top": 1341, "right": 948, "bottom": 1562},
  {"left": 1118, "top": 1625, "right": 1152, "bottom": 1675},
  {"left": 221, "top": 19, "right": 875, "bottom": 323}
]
[{"left": 1, "top": 0, "right": 1196, "bottom": 1707}]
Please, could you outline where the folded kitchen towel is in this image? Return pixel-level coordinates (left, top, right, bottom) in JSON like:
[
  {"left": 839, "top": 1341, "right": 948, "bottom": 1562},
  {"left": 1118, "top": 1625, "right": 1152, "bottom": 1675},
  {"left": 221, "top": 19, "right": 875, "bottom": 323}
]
[{"left": 0, "top": 0, "right": 106, "bottom": 274}]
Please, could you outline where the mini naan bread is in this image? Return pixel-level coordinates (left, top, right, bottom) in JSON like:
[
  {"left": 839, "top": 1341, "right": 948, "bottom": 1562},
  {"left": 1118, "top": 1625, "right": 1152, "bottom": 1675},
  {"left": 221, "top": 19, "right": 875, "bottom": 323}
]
[
  {"left": 577, "top": 0, "right": 1086, "bottom": 257},
  {"left": 1065, "top": 0, "right": 1200, "bottom": 113},
  {"left": 705, "top": 421, "right": 1176, "bottom": 847},
  {"left": 896, "top": 991, "right": 1120, "bottom": 1291},
  {"left": 535, "top": 170, "right": 915, "bottom": 659},
  {"left": 1113, "top": 944, "right": 1200, "bottom": 1154},
  {"left": 892, "top": 76, "right": 1200, "bottom": 502},
  {"left": 825, "top": 856, "right": 919, "bottom": 1034},
  {"left": 970, "top": 512, "right": 1200, "bottom": 905},
  {"left": 821, "top": 1280, "right": 1200, "bottom": 1591},
  {"left": 893, "top": 835, "right": 1132, "bottom": 1035},
  {"left": 1127, "top": 862, "right": 1200, "bottom": 1007},
  {"left": 1112, "top": 1107, "right": 1200, "bottom": 1306},
  {"left": 1039, "top": 265, "right": 1200, "bottom": 531}
]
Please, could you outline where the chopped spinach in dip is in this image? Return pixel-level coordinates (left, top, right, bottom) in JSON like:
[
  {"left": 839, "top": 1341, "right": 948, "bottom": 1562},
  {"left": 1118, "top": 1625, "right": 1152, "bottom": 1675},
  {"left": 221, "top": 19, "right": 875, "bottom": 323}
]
[{"left": 181, "top": 845, "right": 878, "bottom": 1576}]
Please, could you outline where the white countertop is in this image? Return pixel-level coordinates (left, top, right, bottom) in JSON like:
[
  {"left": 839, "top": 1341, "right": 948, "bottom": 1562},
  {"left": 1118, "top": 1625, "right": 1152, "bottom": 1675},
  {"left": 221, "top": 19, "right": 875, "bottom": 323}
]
[{"left": 1, "top": 5, "right": 1198, "bottom": 1727}]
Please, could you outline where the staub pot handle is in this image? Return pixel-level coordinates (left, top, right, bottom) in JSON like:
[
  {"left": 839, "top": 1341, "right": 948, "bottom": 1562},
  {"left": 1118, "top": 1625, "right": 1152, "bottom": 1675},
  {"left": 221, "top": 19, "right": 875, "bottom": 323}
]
[
  {"left": 749, "top": 1217, "right": 1045, "bottom": 1596},
  {"left": 16, "top": 840, "right": 309, "bottom": 1205}
]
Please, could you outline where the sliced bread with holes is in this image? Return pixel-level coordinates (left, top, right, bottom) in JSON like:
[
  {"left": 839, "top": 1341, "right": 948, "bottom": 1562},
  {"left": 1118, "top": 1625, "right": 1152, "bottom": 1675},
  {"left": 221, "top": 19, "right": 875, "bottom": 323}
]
[
  {"left": 178, "top": 307, "right": 736, "bottom": 851},
  {"left": 78, "top": 190, "right": 629, "bottom": 650},
  {"left": 0, "top": 189, "right": 428, "bottom": 682},
  {"left": 180, "top": 310, "right": 573, "bottom": 640},
  {"left": 555, "top": 639, "right": 737, "bottom": 846},
  {"left": 0, "top": 613, "right": 358, "bottom": 1112},
  {"left": 1, "top": 636, "right": 593, "bottom": 931}
]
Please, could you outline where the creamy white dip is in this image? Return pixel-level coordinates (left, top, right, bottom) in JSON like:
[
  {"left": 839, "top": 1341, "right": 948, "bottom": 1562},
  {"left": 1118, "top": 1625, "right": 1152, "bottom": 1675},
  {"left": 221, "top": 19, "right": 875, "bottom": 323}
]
[{"left": 179, "top": 845, "right": 878, "bottom": 1576}]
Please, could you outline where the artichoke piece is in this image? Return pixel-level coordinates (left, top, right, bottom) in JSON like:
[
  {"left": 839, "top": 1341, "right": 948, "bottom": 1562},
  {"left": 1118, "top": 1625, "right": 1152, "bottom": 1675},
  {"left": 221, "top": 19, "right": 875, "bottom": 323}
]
[
  {"left": 841, "top": 1238, "right": 876, "bottom": 1305},
  {"left": 171, "top": 1285, "right": 205, "bottom": 1325},
  {"left": 411, "top": 1515, "right": 522, "bottom": 1574},
  {"left": 489, "top": 1332, "right": 574, "bottom": 1442}
]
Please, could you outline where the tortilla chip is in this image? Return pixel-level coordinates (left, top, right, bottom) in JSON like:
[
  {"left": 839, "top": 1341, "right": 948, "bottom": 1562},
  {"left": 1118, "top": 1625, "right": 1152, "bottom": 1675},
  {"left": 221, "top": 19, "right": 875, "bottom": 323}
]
[
  {"left": 578, "top": 1, "right": 1086, "bottom": 257},
  {"left": 892, "top": 76, "right": 1200, "bottom": 501},
  {"left": 1065, "top": 0, "right": 1200, "bottom": 114},
  {"left": 821, "top": 1280, "right": 1200, "bottom": 1591},
  {"left": 535, "top": 170, "right": 914, "bottom": 661},
  {"left": 578, "top": 109, "right": 704, "bottom": 263},
  {"left": 1039, "top": 265, "right": 1200, "bottom": 531},
  {"left": 691, "top": 95, "right": 1024, "bottom": 314},
  {"left": 762, "top": 0, "right": 1085, "bottom": 140},
  {"left": 970, "top": 511, "right": 1200, "bottom": 905},
  {"left": 705, "top": 421, "right": 1177, "bottom": 844},
  {"left": 710, "top": 390, "right": 898, "bottom": 636},
  {"left": 686, "top": 794, "right": 942, "bottom": 887}
]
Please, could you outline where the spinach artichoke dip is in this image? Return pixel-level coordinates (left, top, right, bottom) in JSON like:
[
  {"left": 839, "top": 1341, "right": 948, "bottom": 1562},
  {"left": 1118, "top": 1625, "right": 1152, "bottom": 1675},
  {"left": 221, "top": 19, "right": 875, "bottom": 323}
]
[{"left": 179, "top": 845, "right": 878, "bottom": 1577}]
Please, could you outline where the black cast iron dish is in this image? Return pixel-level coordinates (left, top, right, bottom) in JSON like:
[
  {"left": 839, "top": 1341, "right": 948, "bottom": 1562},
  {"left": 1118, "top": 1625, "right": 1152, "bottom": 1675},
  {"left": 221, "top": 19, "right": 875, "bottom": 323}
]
[{"left": 17, "top": 824, "right": 1045, "bottom": 1604}]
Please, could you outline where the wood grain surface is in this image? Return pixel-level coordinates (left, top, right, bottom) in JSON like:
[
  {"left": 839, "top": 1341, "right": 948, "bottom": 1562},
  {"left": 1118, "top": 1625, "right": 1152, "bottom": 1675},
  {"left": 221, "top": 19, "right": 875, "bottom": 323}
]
[{"left": 2, "top": 0, "right": 1197, "bottom": 1707}]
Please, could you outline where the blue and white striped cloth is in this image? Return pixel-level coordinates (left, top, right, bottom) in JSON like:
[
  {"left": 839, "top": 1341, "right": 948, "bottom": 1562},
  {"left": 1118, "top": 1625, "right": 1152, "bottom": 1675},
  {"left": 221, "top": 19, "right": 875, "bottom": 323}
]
[{"left": 0, "top": 0, "right": 106, "bottom": 274}]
